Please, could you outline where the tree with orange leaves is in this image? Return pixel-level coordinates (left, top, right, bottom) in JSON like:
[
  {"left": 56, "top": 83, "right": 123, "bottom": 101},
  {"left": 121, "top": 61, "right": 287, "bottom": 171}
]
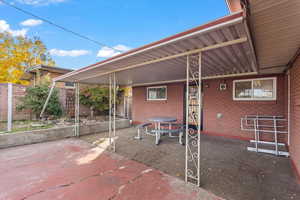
[{"left": 0, "top": 32, "right": 55, "bottom": 85}]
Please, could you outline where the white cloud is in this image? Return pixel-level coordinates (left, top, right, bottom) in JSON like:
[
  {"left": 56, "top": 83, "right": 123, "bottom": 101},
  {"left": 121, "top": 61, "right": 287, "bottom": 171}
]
[
  {"left": 20, "top": 19, "right": 43, "bottom": 27},
  {"left": 0, "top": 20, "right": 28, "bottom": 37},
  {"left": 97, "top": 44, "right": 131, "bottom": 58},
  {"left": 16, "top": 0, "right": 67, "bottom": 6},
  {"left": 49, "top": 49, "right": 91, "bottom": 57}
]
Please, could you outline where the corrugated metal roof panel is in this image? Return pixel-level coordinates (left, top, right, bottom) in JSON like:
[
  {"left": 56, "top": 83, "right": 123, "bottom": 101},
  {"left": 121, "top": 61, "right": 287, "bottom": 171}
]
[{"left": 56, "top": 12, "right": 257, "bottom": 85}]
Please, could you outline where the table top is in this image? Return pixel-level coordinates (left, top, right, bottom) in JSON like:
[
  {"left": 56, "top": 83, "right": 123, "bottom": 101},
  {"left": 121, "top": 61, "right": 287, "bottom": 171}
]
[{"left": 148, "top": 117, "right": 177, "bottom": 123}]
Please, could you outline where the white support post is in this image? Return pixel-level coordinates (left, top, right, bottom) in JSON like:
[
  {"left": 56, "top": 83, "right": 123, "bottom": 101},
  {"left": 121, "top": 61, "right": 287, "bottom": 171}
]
[
  {"left": 287, "top": 71, "right": 291, "bottom": 146},
  {"left": 274, "top": 117, "right": 279, "bottom": 156},
  {"left": 113, "top": 72, "right": 116, "bottom": 152},
  {"left": 185, "top": 55, "right": 189, "bottom": 184},
  {"left": 7, "top": 83, "right": 13, "bottom": 132},
  {"left": 123, "top": 95, "right": 126, "bottom": 118},
  {"left": 40, "top": 81, "right": 56, "bottom": 118},
  {"left": 185, "top": 53, "right": 201, "bottom": 187},
  {"left": 74, "top": 82, "right": 80, "bottom": 137},
  {"left": 197, "top": 52, "right": 202, "bottom": 187},
  {"left": 254, "top": 119, "right": 258, "bottom": 152},
  {"left": 109, "top": 74, "right": 112, "bottom": 148}
]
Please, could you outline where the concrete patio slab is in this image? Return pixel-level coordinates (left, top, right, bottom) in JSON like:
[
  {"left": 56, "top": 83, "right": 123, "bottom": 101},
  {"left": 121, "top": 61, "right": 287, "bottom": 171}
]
[
  {"left": 81, "top": 127, "right": 300, "bottom": 200},
  {"left": 0, "top": 139, "right": 222, "bottom": 200}
]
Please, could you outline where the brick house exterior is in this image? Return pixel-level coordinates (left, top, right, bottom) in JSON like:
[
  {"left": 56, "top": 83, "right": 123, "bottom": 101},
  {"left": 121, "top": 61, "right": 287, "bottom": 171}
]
[
  {"left": 132, "top": 71, "right": 299, "bottom": 179},
  {"left": 202, "top": 74, "right": 288, "bottom": 141},
  {"left": 132, "top": 74, "right": 288, "bottom": 141},
  {"left": 132, "top": 83, "right": 184, "bottom": 124},
  {"left": 290, "top": 55, "right": 300, "bottom": 181}
]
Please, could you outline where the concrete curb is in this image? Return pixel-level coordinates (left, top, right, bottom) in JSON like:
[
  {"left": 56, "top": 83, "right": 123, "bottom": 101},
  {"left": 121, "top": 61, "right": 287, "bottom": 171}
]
[{"left": 0, "top": 119, "right": 130, "bottom": 149}]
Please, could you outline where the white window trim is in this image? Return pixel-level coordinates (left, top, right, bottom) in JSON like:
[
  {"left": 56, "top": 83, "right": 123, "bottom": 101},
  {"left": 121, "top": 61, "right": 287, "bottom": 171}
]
[
  {"left": 147, "top": 86, "right": 167, "bottom": 101},
  {"left": 233, "top": 77, "right": 277, "bottom": 101}
]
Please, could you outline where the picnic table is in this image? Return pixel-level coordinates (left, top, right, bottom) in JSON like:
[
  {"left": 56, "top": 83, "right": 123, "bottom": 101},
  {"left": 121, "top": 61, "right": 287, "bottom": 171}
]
[{"left": 148, "top": 117, "right": 183, "bottom": 145}]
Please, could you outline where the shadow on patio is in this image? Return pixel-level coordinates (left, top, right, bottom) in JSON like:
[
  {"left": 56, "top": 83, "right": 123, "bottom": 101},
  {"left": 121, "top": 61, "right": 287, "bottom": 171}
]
[{"left": 81, "top": 127, "right": 300, "bottom": 200}]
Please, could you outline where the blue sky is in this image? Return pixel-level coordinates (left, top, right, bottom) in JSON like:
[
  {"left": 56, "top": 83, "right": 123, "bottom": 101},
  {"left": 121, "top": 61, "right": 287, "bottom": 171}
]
[{"left": 0, "top": 0, "right": 229, "bottom": 70}]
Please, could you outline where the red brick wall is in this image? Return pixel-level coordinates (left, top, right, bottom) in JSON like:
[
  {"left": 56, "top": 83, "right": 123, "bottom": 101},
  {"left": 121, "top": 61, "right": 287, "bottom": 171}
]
[
  {"left": 132, "top": 83, "right": 184, "bottom": 124},
  {"left": 0, "top": 84, "right": 30, "bottom": 121},
  {"left": 0, "top": 84, "right": 90, "bottom": 121},
  {"left": 203, "top": 74, "right": 287, "bottom": 141},
  {"left": 132, "top": 74, "right": 287, "bottom": 142},
  {"left": 0, "top": 84, "right": 8, "bottom": 121},
  {"left": 290, "top": 55, "right": 300, "bottom": 180}
]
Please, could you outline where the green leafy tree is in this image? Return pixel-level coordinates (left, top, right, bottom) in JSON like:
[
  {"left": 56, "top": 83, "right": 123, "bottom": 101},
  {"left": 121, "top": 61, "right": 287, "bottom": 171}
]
[
  {"left": 80, "top": 86, "right": 123, "bottom": 118},
  {"left": 17, "top": 84, "right": 62, "bottom": 119}
]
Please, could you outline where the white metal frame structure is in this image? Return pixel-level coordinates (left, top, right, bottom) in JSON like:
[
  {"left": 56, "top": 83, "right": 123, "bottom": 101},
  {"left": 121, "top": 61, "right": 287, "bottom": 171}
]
[
  {"left": 42, "top": 11, "right": 258, "bottom": 187},
  {"left": 185, "top": 53, "right": 202, "bottom": 186},
  {"left": 74, "top": 82, "right": 80, "bottom": 137},
  {"left": 108, "top": 73, "right": 117, "bottom": 152},
  {"left": 241, "top": 115, "right": 289, "bottom": 157}
]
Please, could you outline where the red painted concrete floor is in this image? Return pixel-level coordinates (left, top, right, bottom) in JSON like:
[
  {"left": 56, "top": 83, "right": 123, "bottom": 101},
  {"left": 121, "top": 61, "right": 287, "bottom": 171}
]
[{"left": 0, "top": 139, "right": 222, "bottom": 200}]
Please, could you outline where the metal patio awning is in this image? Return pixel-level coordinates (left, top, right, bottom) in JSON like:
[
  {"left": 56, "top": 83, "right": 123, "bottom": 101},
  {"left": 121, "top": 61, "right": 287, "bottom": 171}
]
[{"left": 54, "top": 11, "right": 257, "bottom": 86}]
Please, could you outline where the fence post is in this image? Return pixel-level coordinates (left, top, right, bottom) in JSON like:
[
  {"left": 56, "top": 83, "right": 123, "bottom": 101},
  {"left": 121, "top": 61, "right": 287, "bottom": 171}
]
[{"left": 7, "top": 83, "right": 13, "bottom": 132}]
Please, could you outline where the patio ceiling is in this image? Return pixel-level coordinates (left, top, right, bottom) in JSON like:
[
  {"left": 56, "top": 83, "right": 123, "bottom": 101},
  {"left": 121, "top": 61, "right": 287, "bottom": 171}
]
[
  {"left": 247, "top": 0, "right": 300, "bottom": 74},
  {"left": 55, "top": 11, "right": 257, "bottom": 86}
]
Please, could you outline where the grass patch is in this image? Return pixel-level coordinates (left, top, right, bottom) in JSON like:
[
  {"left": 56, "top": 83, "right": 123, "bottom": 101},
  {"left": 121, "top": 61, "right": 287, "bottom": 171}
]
[{"left": 0, "top": 124, "right": 54, "bottom": 134}]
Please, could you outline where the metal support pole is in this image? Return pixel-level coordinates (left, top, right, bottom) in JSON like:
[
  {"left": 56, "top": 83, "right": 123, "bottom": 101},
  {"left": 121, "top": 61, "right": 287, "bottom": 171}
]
[
  {"left": 185, "top": 55, "right": 189, "bottom": 183},
  {"left": 254, "top": 119, "right": 258, "bottom": 152},
  {"left": 7, "top": 83, "right": 13, "bottom": 132},
  {"left": 40, "top": 81, "right": 56, "bottom": 118},
  {"left": 274, "top": 117, "right": 278, "bottom": 156},
  {"left": 74, "top": 82, "right": 80, "bottom": 137},
  {"left": 109, "top": 74, "right": 112, "bottom": 147},
  {"left": 113, "top": 72, "right": 116, "bottom": 152},
  {"left": 123, "top": 95, "right": 126, "bottom": 118},
  {"left": 197, "top": 52, "right": 202, "bottom": 187},
  {"left": 287, "top": 71, "right": 291, "bottom": 146}
]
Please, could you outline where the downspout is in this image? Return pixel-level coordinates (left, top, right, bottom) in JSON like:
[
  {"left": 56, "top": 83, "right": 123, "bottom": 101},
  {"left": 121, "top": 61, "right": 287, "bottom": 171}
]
[{"left": 287, "top": 71, "right": 291, "bottom": 146}]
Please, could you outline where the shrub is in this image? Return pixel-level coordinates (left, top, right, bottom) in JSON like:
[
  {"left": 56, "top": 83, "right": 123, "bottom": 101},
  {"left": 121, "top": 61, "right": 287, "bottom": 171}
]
[
  {"left": 80, "top": 86, "right": 123, "bottom": 117},
  {"left": 17, "top": 84, "right": 63, "bottom": 119}
]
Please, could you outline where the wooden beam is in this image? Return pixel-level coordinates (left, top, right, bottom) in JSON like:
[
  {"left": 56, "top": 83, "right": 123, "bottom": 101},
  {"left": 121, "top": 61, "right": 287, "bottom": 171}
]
[{"left": 77, "top": 37, "right": 248, "bottom": 82}]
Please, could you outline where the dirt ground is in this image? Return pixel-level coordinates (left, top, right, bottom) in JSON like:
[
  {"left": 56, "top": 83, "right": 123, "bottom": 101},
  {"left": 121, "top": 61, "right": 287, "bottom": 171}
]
[{"left": 81, "top": 127, "right": 300, "bottom": 200}]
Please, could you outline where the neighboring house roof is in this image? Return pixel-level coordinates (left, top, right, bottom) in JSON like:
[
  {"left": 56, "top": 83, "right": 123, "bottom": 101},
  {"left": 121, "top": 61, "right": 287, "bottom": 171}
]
[
  {"left": 21, "top": 65, "right": 73, "bottom": 81},
  {"left": 26, "top": 65, "right": 73, "bottom": 74}
]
